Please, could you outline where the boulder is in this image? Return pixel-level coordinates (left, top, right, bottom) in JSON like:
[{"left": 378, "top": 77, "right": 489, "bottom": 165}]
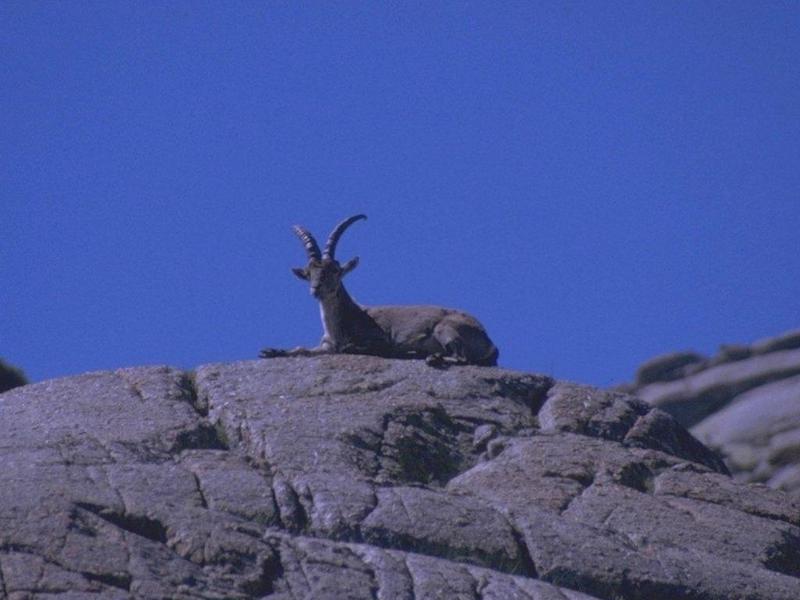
[
  {"left": 1, "top": 356, "right": 798, "bottom": 599},
  {"left": 692, "top": 375, "right": 800, "bottom": 488},
  {"left": 752, "top": 329, "right": 800, "bottom": 355},
  {"left": 626, "top": 329, "right": 800, "bottom": 494},
  {"left": 635, "top": 347, "right": 800, "bottom": 427},
  {"left": 0, "top": 358, "right": 27, "bottom": 393},
  {"left": 634, "top": 351, "right": 706, "bottom": 386}
]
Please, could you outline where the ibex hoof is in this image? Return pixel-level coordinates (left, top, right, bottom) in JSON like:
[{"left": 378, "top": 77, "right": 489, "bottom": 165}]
[{"left": 425, "top": 354, "right": 448, "bottom": 369}]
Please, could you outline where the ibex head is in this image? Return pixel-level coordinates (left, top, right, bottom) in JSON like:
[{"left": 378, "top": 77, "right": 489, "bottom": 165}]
[{"left": 291, "top": 214, "right": 366, "bottom": 299}]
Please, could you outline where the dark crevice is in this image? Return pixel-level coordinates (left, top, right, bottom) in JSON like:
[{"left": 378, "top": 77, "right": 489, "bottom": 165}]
[
  {"left": 401, "top": 556, "right": 417, "bottom": 599},
  {"left": 449, "top": 414, "right": 503, "bottom": 427},
  {"left": 359, "top": 525, "right": 532, "bottom": 579},
  {"left": 472, "top": 574, "right": 484, "bottom": 600},
  {"left": 0, "top": 555, "right": 8, "bottom": 600},
  {"left": 362, "top": 559, "right": 380, "bottom": 600},
  {"left": 172, "top": 422, "right": 229, "bottom": 452},
  {"left": 613, "top": 463, "right": 655, "bottom": 494},
  {"left": 68, "top": 509, "right": 98, "bottom": 537},
  {"left": 481, "top": 375, "right": 555, "bottom": 415},
  {"left": 378, "top": 407, "right": 468, "bottom": 487},
  {"left": 0, "top": 543, "right": 43, "bottom": 555},
  {"left": 232, "top": 523, "right": 267, "bottom": 540},
  {"left": 240, "top": 550, "right": 284, "bottom": 597},
  {"left": 173, "top": 372, "right": 229, "bottom": 453},
  {"left": 192, "top": 473, "right": 209, "bottom": 509},
  {"left": 340, "top": 426, "right": 384, "bottom": 480},
  {"left": 559, "top": 478, "right": 596, "bottom": 516},
  {"left": 76, "top": 502, "right": 167, "bottom": 544},
  {"left": 294, "top": 546, "right": 314, "bottom": 594},
  {"left": 272, "top": 479, "right": 309, "bottom": 532},
  {"left": 82, "top": 570, "right": 132, "bottom": 591},
  {"left": 355, "top": 490, "right": 380, "bottom": 537},
  {"left": 351, "top": 407, "right": 525, "bottom": 488},
  {"left": 1, "top": 548, "right": 135, "bottom": 595},
  {"left": 507, "top": 522, "right": 538, "bottom": 578},
  {"left": 558, "top": 470, "right": 596, "bottom": 488},
  {"left": 272, "top": 526, "right": 533, "bottom": 586},
  {"left": 179, "top": 371, "right": 207, "bottom": 417},
  {"left": 763, "top": 528, "right": 800, "bottom": 578}
]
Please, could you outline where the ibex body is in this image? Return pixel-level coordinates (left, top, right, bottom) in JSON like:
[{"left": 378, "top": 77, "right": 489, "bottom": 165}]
[{"left": 261, "top": 214, "right": 499, "bottom": 366}]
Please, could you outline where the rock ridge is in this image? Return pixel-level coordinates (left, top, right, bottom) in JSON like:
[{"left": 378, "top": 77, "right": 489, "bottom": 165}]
[
  {"left": 0, "top": 356, "right": 798, "bottom": 599},
  {"left": 625, "top": 328, "right": 800, "bottom": 494}
]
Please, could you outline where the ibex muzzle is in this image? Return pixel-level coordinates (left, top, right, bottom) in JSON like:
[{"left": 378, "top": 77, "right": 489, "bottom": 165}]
[{"left": 261, "top": 214, "right": 499, "bottom": 367}]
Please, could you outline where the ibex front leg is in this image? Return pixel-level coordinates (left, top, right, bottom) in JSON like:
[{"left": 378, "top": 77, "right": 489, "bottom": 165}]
[
  {"left": 259, "top": 347, "right": 318, "bottom": 359},
  {"left": 259, "top": 339, "right": 335, "bottom": 359}
]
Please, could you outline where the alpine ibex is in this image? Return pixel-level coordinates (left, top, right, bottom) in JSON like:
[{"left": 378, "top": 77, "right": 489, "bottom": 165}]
[{"left": 260, "top": 214, "right": 499, "bottom": 366}]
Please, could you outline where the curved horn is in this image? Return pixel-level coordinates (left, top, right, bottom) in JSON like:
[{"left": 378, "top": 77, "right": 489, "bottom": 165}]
[
  {"left": 292, "top": 225, "right": 321, "bottom": 260},
  {"left": 323, "top": 214, "right": 367, "bottom": 259}
]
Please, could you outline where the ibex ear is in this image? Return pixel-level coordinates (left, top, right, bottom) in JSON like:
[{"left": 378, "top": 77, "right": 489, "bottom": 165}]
[
  {"left": 291, "top": 267, "right": 309, "bottom": 281},
  {"left": 341, "top": 257, "right": 359, "bottom": 276}
]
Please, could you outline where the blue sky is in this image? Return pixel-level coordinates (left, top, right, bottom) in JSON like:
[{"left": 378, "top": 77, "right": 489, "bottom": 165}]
[{"left": 3, "top": 3, "right": 799, "bottom": 387}]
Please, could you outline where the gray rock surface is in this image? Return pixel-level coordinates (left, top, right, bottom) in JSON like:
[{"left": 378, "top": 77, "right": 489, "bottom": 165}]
[
  {"left": 2, "top": 356, "right": 799, "bottom": 599},
  {"left": 634, "top": 352, "right": 705, "bottom": 386},
  {"left": 692, "top": 374, "right": 800, "bottom": 491},
  {"left": 625, "top": 329, "right": 800, "bottom": 494},
  {"left": 634, "top": 347, "right": 800, "bottom": 427}
]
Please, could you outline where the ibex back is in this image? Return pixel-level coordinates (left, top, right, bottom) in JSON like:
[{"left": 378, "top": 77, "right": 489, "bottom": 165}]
[{"left": 260, "top": 214, "right": 499, "bottom": 367}]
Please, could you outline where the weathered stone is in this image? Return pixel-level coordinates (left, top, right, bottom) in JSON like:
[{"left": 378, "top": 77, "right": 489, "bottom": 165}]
[
  {"left": 539, "top": 382, "right": 649, "bottom": 442},
  {"left": 635, "top": 351, "right": 706, "bottom": 385},
  {"left": 623, "top": 407, "right": 729, "bottom": 474},
  {"left": 626, "top": 328, "right": 800, "bottom": 495},
  {"left": 179, "top": 449, "right": 278, "bottom": 524},
  {"left": 540, "top": 382, "right": 727, "bottom": 473},
  {"left": 563, "top": 482, "right": 800, "bottom": 578},
  {"left": 769, "top": 464, "right": 800, "bottom": 493},
  {"left": 752, "top": 329, "right": 800, "bottom": 355},
  {"left": 361, "top": 486, "right": 525, "bottom": 573},
  {"left": 692, "top": 375, "right": 800, "bottom": 485},
  {"left": 2, "top": 355, "right": 798, "bottom": 598},
  {"left": 711, "top": 343, "right": 753, "bottom": 365},
  {"left": 635, "top": 347, "right": 800, "bottom": 427},
  {"left": 265, "top": 532, "right": 603, "bottom": 600},
  {"left": 653, "top": 466, "right": 800, "bottom": 526}
]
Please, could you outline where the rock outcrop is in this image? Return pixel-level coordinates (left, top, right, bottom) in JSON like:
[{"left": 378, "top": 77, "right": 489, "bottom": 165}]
[
  {"left": 625, "top": 329, "right": 800, "bottom": 494},
  {"left": 2, "top": 355, "right": 799, "bottom": 599},
  {"left": 0, "top": 359, "right": 27, "bottom": 393}
]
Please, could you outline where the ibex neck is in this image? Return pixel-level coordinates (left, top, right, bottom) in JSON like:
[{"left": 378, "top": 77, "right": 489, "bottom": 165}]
[
  {"left": 320, "top": 284, "right": 359, "bottom": 310},
  {"left": 319, "top": 284, "right": 363, "bottom": 344}
]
